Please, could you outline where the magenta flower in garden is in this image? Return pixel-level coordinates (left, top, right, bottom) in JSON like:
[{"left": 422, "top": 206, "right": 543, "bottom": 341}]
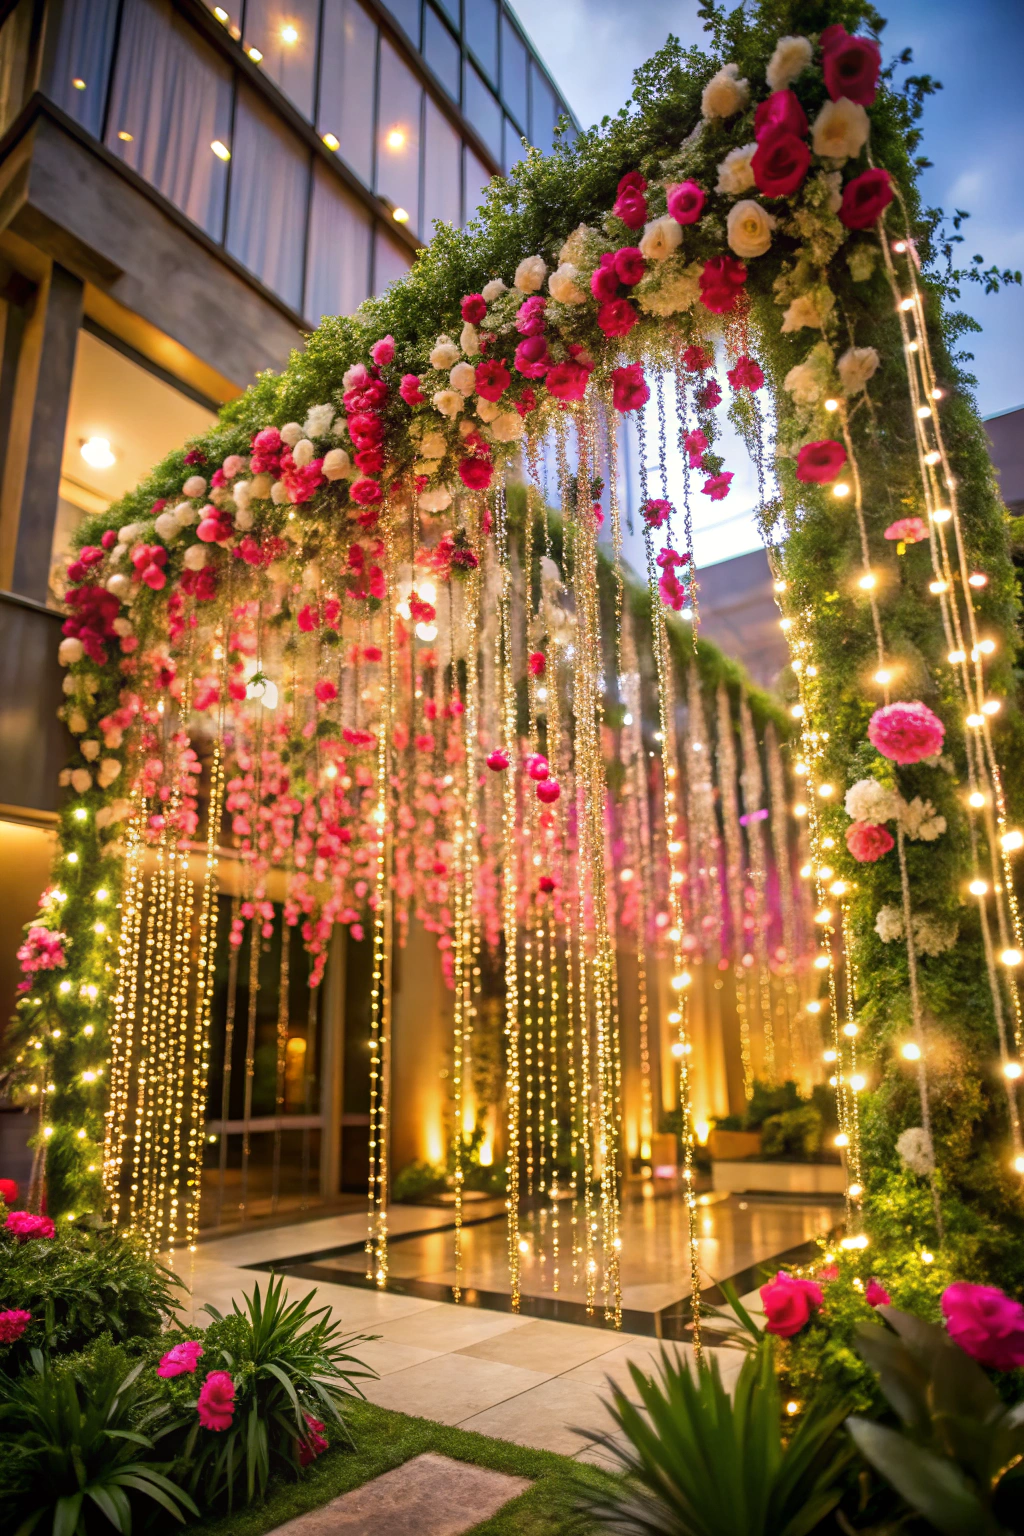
[
  {"left": 760, "top": 1272, "right": 824, "bottom": 1337},
  {"left": 197, "top": 1370, "right": 236, "bottom": 1431},
  {"left": 884, "top": 516, "right": 928, "bottom": 545},
  {"left": 298, "top": 1414, "right": 329, "bottom": 1466},
  {"left": 942, "top": 1283, "right": 1024, "bottom": 1370},
  {"left": 611, "top": 363, "right": 649, "bottom": 414},
  {"left": 868, "top": 701, "right": 945, "bottom": 765},
  {"left": 845, "top": 821, "right": 895, "bottom": 863},
  {"left": 5, "top": 1211, "right": 55, "bottom": 1242},
  {"left": 796, "top": 439, "right": 847, "bottom": 483},
  {"left": 157, "top": 1340, "right": 205, "bottom": 1378},
  {"left": 666, "top": 180, "right": 705, "bottom": 225},
  {"left": 865, "top": 1279, "right": 891, "bottom": 1308},
  {"left": 0, "top": 1309, "right": 31, "bottom": 1343}
]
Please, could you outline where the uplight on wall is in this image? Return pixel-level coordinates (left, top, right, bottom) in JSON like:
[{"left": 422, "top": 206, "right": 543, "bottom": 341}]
[
  {"left": 211, "top": 140, "right": 231, "bottom": 161},
  {"left": 81, "top": 437, "right": 115, "bottom": 469}
]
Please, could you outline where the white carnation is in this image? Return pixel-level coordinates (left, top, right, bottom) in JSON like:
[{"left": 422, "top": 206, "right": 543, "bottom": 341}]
[
  {"left": 174, "top": 500, "right": 198, "bottom": 526},
  {"left": 639, "top": 216, "right": 683, "bottom": 262},
  {"left": 727, "top": 199, "right": 775, "bottom": 258},
  {"left": 182, "top": 474, "right": 207, "bottom": 498},
  {"left": 418, "top": 488, "right": 452, "bottom": 512},
  {"left": 783, "top": 362, "right": 822, "bottom": 405},
  {"left": 279, "top": 421, "right": 302, "bottom": 447},
  {"left": 98, "top": 758, "right": 122, "bottom": 788},
  {"left": 701, "top": 62, "right": 749, "bottom": 120},
  {"left": 70, "top": 768, "right": 92, "bottom": 794},
  {"left": 303, "top": 403, "right": 336, "bottom": 438},
  {"left": 845, "top": 778, "right": 902, "bottom": 824},
  {"left": 117, "top": 521, "right": 146, "bottom": 544},
  {"left": 913, "top": 914, "right": 958, "bottom": 956},
  {"left": 112, "top": 618, "right": 133, "bottom": 637},
  {"left": 322, "top": 447, "right": 351, "bottom": 480},
  {"left": 432, "top": 388, "right": 463, "bottom": 419},
  {"left": 716, "top": 143, "right": 757, "bottom": 195},
  {"left": 270, "top": 480, "right": 290, "bottom": 505},
  {"left": 429, "top": 336, "right": 461, "bottom": 370},
  {"left": 481, "top": 278, "right": 506, "bottom": 303},
  {"left": 234, "top": 506, "right": 254, "bottom": 531},
  {"left": 153, "top": 510, "right": 181, "bottom": 541},
  {"left": 490, "top": 412, "right": 525, "bottom": 443},
  {"left": 420, "top": 431, "right": 447, "bottom": 459},
  {"left": 183, "top": 544, "right": 208, "bottom": 570},
  {"left": 476, "top": 397, "right": 501, "bottom": 423},
  {"left": 292, "top": 437, "right": 315, "bottom": 467},
  {"left": 812, "top": 97, "right": 870, "bottom": 161},
  {"left": 58, "top": 638, "right": 84, "bottom": 666},
  {"left": 838, "top": 346, "right": 880, "bottom": 395},
  {"left": 874, "top": 905, "right": 904, "bottom": 943},
  {"left": 900, "top": 797, "right": 946, "bottom": 842},
  {"left": 460, "top": 322, "right": 480, "bottom": 356},
  {"left": 514, "top": 254, "right": 547, "bottom": 292},
  {"left": 450, "top": 362, "right": 477, "bottom": 396},
  {"left": 781, "top": 293, "right": 826, "bottom": 332},
  {"left": 896, "top": 1127, "right": 934, "bottom": 1176},
  {"left": 548, "top": 262, "right": 587, "bottom": 303},
  {"left": 766, "top": 35, "right": 813, "bottom": 91}
]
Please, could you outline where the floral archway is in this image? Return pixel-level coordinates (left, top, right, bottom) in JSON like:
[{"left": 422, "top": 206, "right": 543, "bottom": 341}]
[{"left": 9, "top": 0, "right": 1024, "bottom": 1343}]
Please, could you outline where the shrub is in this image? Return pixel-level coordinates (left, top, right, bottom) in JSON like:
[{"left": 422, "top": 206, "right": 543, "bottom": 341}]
[{"left": 760, "top": 1106, "right": 824, "bottom": 1162}]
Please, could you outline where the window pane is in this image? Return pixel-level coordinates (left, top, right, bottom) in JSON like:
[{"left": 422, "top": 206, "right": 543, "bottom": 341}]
[
  {"left": 318, "top": 0, "right": 376, "bottom": 187},
  {"left": 243, "top": 0, "right": 319, "bottom": 120},
  {"left": 464, "top": 145, "right": 491, "bottom": 223},
  {"left": 380, "top": 0, "right": 420, "bottom": 43},
  {"left": 105, "top": 0, "right": 232, "bottom": 240},
  {"left": 464, "top": 60, "right": 500, "bottom": 161},
  {"left": 226, "top": 85, "right": 309, "bottom": 312},
  {"left": 499, "top": 11, "right": 527, "bottom": 127},
  {"left": 44, "top": 0, "right": 119, "bottom": 137},
  {"left": 305, "top": 162, "right": 372, "bottom": 323},
  {"left": 423, "top": 5, "right": 459, "bottom": 101},
  {"left": 435, "top": 0, "right": 459, "bottom": 29},
  {"left": 423, "top": 97, "right": 461, "bottom": 232},
  {"left": 503, "top": 113, "right": 525, "bottom": 176},
  {"left": 464, "top": 0, "right": 497, "bottom": 80},
  {"left": 376, "top": 39, "right": 422, "bottom": 233},
  {"left": 374, "top": 226, "right": 412, "bottom": 295},
  {"left": 529, "top": 59, "right": 556, "bottom": 152}
]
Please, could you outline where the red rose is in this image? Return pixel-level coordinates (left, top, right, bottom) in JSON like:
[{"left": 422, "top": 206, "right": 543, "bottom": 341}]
[
  {"left": 514, "top": 336, "right": 550, "bottom": 378},
  {"left": 760, "top": 1271, "right": 824, "bottom": 1337},
  {"left": 597, "top": 298, "right": 638, "bottom": 338},
  {"left": 698, "top": 255, "right": 747, "bottom": 314},
  {"left": 727, "top": 355, "right": 764, "bottom": 391},
  {"left": 754, "top": 89, "right": 808, "bottom": 143},
  {"left": 461, "top": 294, "right": 487, "bottom": 324},
  {"left": 459, "top": 455, "right": 493, "bottom": 490},
  {"left": 590, "top": 252, "right": 620, "bottom": 302},
  {"left": 613, "top": 180, "right": 647, "bottom": 230},
  {"left": 355, "top": 447, "right": 384, "bottom": 473},
  {"left": 682, "top": 344, "right": 713, "bottom": 373},
  {"left": 796, "top": 439, "right": 847, "bottom": 483},
  {"left": 617, "top": 171, "right": 647, "bottom": 194},
  {"left": 611, "top": 362, "right": 649, "bottom": 414},
  {"left": 475, "top": 359, "right": 511, "bottom": 401},
  {"left": 613, "top": 246, "right": 645, "bottom": 286},
  {"left": 314, "top": 679, "right": 338, "bottom": 703},
  {"left": 545, "top": 361, "right": 590, "bottom": 401},
  {"left": 823, "top": 29, "right": 881, "bottom": 106},
  {"left": 839, "top": 168, "right": 894, "bottom": 230},
  {"left": 349, "top": 476, "right": 383, "bottom": 506},
  {"left": 666, "top": 180, "right": 705, "bottom": 225},
  {"left": 845, "top": 821, "right": 895, "bottom": 862},
  {"left": 752, "top": 131, "right": 811, "bottom": 197}
]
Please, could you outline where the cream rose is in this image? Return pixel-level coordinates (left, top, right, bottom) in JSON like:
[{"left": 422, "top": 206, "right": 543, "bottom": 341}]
[
  {"left": 279, "top": 422, "right": 302, "bottom": 447},
  {"left": 460, "top": 322, "right": 480, "bottom": 356},
  {"left": 432, "top": 389, "right": 463, "bottom": 418},
  {"left": 701, "top": 62, "right": 749, "bottom": 120},
  {"left": 322, "top": 447, "right": 352, "bottom": 480},
  {"left": 429, "top": 336, "right": 461, "bottom": 369},
  {"left": 450, "top": 361, "right": 477, "bottom": 396},
  {"left": 476, "top": 397, "right": 501, "bottom": 422},
  {"left": 766, "top": 35, "right": 812, "bottom": 91},
  {"left": 183, "top": 544, "right": 208, "bottom": 570},
  {"left": 420, "top": 430, "right": 447, "bottom": 459},
  {"left": 812, "top": 97, "right": 869, "bottom": 160},
  {"left": 58, "top": 637, "right": 84, "bottom": 666},
  {"left": 98, "top": 759, "right": 123, "bottom": 789},
  {"left": 639, "top": 216, "right": 683, "bottom": 262},
  {"left": 292, "top": 437, "right": 315, "bottom": 467},
  {"left": 303, "top": 403, "right": 335, "bottom": 438},
  {"left": 489, "top": 412, "right": 525, "bottom": 443},
  {"left": 716, "top": 143, "right": 757, "bottom": 195},
  {"left": 838, "top": 345, "right": 880, "bottom": 395},
  {"left": 548, "top": 262, "right": 587, "bottom": 303},
  {"left": 513, "top": 255, "right": 547, "bottom": 292},
  {"left": 727, "top": 200, "right": 775, "bottom": 259},
  {"left": 781, "top": 293, "right": 825, "bottom": 332},
  {"left": 481, "top": 278, "right": 506, "bottom": 303},
  {"left": 418, "top": 488, "right": 452, "bottom": 512}
]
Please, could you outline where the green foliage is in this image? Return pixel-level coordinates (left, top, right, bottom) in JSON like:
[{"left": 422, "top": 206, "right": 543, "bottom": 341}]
[
  {"left": 392, "top": 1159, "right": 448, "bottom": 1201},
  {"left": 579, "top": 1336, "right": 853, "bottom": 1535},
  {"left": 0, "top": 1339, "right": 197, "bottom": 1536},
  {"left": 163, "top": 1276, "right": 376, "bottom": 1511},
  {"left": 847, "top": 1306, "right": 1024, "bottom": 1534},
  {"left": 0, "top": 1216, "right": 182, "bottom": 1373},
  {"left": 761, "top": 1107, "right": 825, "bottom": 1163}
]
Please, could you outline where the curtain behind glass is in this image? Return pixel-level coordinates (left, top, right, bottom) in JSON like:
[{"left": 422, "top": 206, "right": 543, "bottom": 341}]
[
  {"left": 44, "top": 0, "right": 119, "bottom": 137},
  {"left": 373, "top": 227, "right": 411, "bottom": 296},
  {"left": 318, "top": 0, "right": 377, "bottom": 188},
  {"left": 226, "top": 85, "right": 310, "bottom": 313},
  {"left": 423, "top": 97, "right": 461, "bottom": 233},
  {"left": 305, "top": 161, "right": 372, "bottom": 324},
  {"left": 105, "top": 0, "right": 232, "bottom": 240},
  {"left": 243, "top": 0, "right": 320, "bottom": 121}
]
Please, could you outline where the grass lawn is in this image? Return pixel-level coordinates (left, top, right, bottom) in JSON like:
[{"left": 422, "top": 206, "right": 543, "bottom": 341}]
[{"left": 188, "top": 1397, "right": 617, "bottom": 1536}]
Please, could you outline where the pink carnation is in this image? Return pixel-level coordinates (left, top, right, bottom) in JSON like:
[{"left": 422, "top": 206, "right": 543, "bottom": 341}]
[
  {"left": 727, "top": 355, "right": 764, "bottom": 392},
  {"left": 868, "top": 701, "right": 945, "bottom": 765},
  {"left": 157, "top": 1340, "right": 204, "bottom": 1378},
  {"left": 642, "top": 498, "right": 672, "bottom": 528},
  {"left": 684, "top": 429, "right": 708, "bottom": 468},
  {"left": 545, "top": 361, "right": 590, "bottom": 402},
  {"left": 611, "top": 363, "right": 649, "bottom": 414},
  {"left": 475, "top": 359, "right": 511, "bottom": 401},
  {"left": 459, "top": 456, "right": 493, "bottom": 491},
  {"left": 596, "top": 298, "right": 638, "bottom": 338},
  {"left": 0, "top": 1309, "right": 31, "bottom": 1343},
  {"left": 513, "top": 336, "right": 550, "bottom": 379},
  {"left": 461, "top": 294, "right": 487, "bottom": 324},
  {"left": 5, "top": 1211, "right": 55, "bottom": 1242},
  {"left": 613, "top": 173, "right": 647, "bottom": 230},
  {"left": 515, "top": 296, "right": 547, "bottom": 336},
  {"left": 370, "top": 335, "right": 395, "bottom": 367},
  {"left": 941, "top": 1282, "right": 1024, "bottom": 1371},
  {"left": 399, "top": 373, "right": 425, "bottom": 406},
  {"left": 197, "top": 1370, "right": 235, "bottom": 1431},
  {"left": 298, "top": 1413, "right": 329, "bottom": 1466},
  {"left": 884, "top": 517, "right": 928, "bottom": 545},
  {"left": 760, "top": 1271, "right": 824, "bottom": 1337},
  {"left": 350, "top": 477, "right": 383, "bottom": 507},
  {"left": 701, "top": 472, "right": 733, "bottom": 502},
  {"left": 845, "top": 821, "right": 895, "bottom": 862},
  {"left": 613, "top": 246, "right": 645, "bottom": 286}
]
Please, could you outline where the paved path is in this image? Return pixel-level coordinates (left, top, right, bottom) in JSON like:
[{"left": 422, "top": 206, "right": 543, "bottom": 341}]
[{"left": 270, "top": 1453, "right": 531, "bottom": 1536}]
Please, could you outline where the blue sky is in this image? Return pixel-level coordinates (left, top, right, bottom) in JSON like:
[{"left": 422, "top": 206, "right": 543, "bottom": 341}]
[{"left": 514, "top": 0, "right": 1024, "bottom": 564}]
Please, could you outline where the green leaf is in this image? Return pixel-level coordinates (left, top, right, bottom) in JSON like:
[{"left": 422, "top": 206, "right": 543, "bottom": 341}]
[{"left": 845, "top": 1418, "right": 997, "bottom": 1536}]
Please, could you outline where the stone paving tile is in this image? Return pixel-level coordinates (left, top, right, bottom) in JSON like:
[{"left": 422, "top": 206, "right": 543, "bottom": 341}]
[
  {"left": 363, "top": 1351, "right": 551, "bottom": 1425},
  {"left": 458, "top": 1375, "right": 611, "bottom": 1456},
  {"left": 455, "top": 1317, "right": 630, "bottom": 1378},
  {"left": 270, "top": 1452, "right": 530, "bottom": 1536}
]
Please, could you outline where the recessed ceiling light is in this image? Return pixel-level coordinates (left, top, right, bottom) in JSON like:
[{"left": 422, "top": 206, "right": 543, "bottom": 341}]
[
  {"left": 81, "top": 437, "right": 115, "bottom": 470},
  {"left": 211, "top": 140, "right": 231, "bottom": 161},
  {"left": 247, "top": 45, "right": 263, "bottom": 62}
]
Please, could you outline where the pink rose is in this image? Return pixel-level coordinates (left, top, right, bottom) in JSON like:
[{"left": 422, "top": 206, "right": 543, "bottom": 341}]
[
  {"left": 157, "top": 1340, "right": 204, "bottom": 1378},
  {"left": 727, "top": 355, "right": 764, "bottom": 392},
  {"left": 197, "top": 1370, "right": 235, "bottom": 1431},
  {"left": 865, "top": 1279, "right": 891, "bottom": 1308},
  {"left": 513, "top": 336, "right": 550, "bottom": 378},
  {"left": 5, "top": 1211, "right": 55, "bottom": 1242},
  {"left": 461, "top": 294, "right": 487, "bottom": 324},
  {"left": 754, "top": 89, "right": 809, "bottom": 142},
  {"left": 884, "top": 517, "right": 928, "bottom": 544},
  {"left": 590, "top": 252, "right": 621, "bottom": 303},
  {"left": 701, "top": 472, "right": 733, "bottom": 502},
  {"left": 868, "top": 701, "right": 945, "bottom": 764},
  {"left": 613, "top": 172, "right": 647, "bottom": 230},
  {"left": 699, "top": 255, "right": 747, "bottom": 315},
  {"left": 845, "top": 821, "right": 895, "bottom": 862},
  {"left": 822, "top": 28, "right": 882, "bottom": 107},
  {"left": 475, "top": 359, "right": 511, "bottom": 401},
  {"left": 597, "top": 298, "right": 638, "bottom": 338},
  {"left": 941, "top": 1282, "right": 1024, "bottom": 1371},
  {"left": 515, "top": 296, "right": 547, "bottom": 336},
  {"left": 349, "top": 477, "right": 382, "bottom": 507},
  {"left": 610, "top": 363, "right": 649, "bottom": 414},
  {"left": 0, "top": 1309, "right": 31, "bottom": 1343},
  {"left": 315, "top": 679, "right": 338, "bottom": 704},
  {"left": 839, "top": 169, "right": 894, "bottom": 230},
  {"left": 399, "top": 373, "right": 425, "bottom": 405},
  {"left": 643, "top": 498, "right": 672, "bottom": 528},
  {"left": 761, "top": 1272, "right": 824, "bottom": 1337},
  {"left": 666, "top": 180, "right": 705, "bottom": 225},
  {"left": 459, "top": 456, "right": 493, "bottom": 491},
  {"left": 613, "top": 246, "right": 645, "bottom": 286},
  {"left": 752, "top": 131, "right": 811, "bottom": 198},
  {"left": 796, "top": 440, "right": 847, "bottom": 483},
  {"left": 545, "top": 361, "right": 590, "bottom": 401},
  {"left": 370, "top": 335, "right": 394, "bottom": 367}
]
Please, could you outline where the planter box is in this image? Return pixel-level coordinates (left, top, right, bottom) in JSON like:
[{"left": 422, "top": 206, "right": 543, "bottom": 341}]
[
  {"left": 712, "top": 1159, "right": 847, "bottom": 1195},
  {"left": 707, "top": 1128, "right": 762, "bottom": 1162}
]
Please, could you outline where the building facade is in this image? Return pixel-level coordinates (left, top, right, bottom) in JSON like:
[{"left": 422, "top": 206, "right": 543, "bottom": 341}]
[{"left": 0, "top": 0, "right": 575, "bottom": 1213}]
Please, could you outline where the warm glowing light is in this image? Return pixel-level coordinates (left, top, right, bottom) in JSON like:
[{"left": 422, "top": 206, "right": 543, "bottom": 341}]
[
  {"left": 415, "top": 622, "right": 438, "bottom": 641},
  {"left": 813, "top": 954, "right": 830, "bottom": 970},
  {"left": 1001, "top": 949, "right": 1022, "bottom": 968},
  {"left": 95, "top": 888, "right": 108, "bottom": 901},
  {"left": 899, "top": 297, "right": 914, "bottom": 311},
  {"left": 893, "top": 239, "right": 908, "bottom": 253},
  {"left": 850, "top": 1074, "right": 866, "bottom": 1092},
  {"left": 1001, "top": 830, "right": 1024, "bottom": 852},
  {"left": 833, "top": 482, "right": 850, "bottom": 498},
  {"left": 393, "top": 207, "right": 410, "bottom": 223},
  {"left": 966, "top": 713, "right": 983, "bottom": 729},
  {"left": 823, "top": 398, "right": 839, "bottom": 413},
  {"left": 72, "top": 77, "right": 86, "bottom": 89},
  {"left": 931, "top": 388, "right": 943, "bottom": 400},
  {"left": 790, "top": 703, "right": 804, "bottom": 719},
  {"left": 386, "top": 127, "right": 407, "bottom": 150},
  {"left": 977, "top": 638, "right": 996, "bottom": 655},
  {"left": 815, "top": 909, "right": 832, "bottom": 925},
  {"left": 818, "top": 783, "right": 834, "bottom": 798},
  {"left": 695, "top": 1120, "right": 710, "bottom": 1145},
  {"left": 211, "top": 140, "right": 231, "bottom": 160},
  {"left": 807, "top": 1000, "right": 822, "bottom": 1014},
  {"left": 874, "top": 668, "right": 891, "bottom": 685},
  {"left": 671, "top": 972, "right": 692, "bottom": 990},
  {"left": 214, "top": 5, "right": 229, "bottom": 18},
  {"left": 792, "top": 803, "right": 807, "bottom": 818},
  {"left": 800, "top": 864, "right": 812, "bottom": 879},
  {"left": 66, "top": 851, "right": 79, "bottom": 865},
  {"left": 921, "top": 1249, "right": 934, "bottom": 1263},
  {"left": 786, "top": 1399, "right": 800, "bottom": 1415},
  {"left": 779, "top": 616, "right": 792, "bottom": 631},
  {"left": 982, "top": 700, "right": 1001, "bottom": 716},
  {"left": 969, "top": 879, "right": 988, "bottom": 896},
  {"left": 968, "top": 790, "right": 985, "bottom": 809},
  {"left": 280, "top": 22, "right": 299, "bottom": 43},
  {"left": 247, "top": 45, "right": 264, "bottom": 62},
  {"left": 1004, "top": 1062, "right": 1023, "bottom": 1080},
  {"left": 823, "top": 1048, "right": 837, "bottom": 1062},
  {"left": 923, "top": 449, "right": 940, "bottom": 465},
  {"left": 73, "top": 807, "right": 88, "bottom": 821},
  {"left": 117, "top": 130, "right": 133, "bottom": 142},
  {"left": 81, "top": 436, "right": 115, "bottom": 469},
  {"left": 968, "top": 572, "right": 988, "bottom": 587},
  {"left": 901, "top": 1042, "right": 921, "bottom": 1061},
  {"left": 322, "top": 132, "right": 340, "bottom": 151},
  {"left": 929, "top": 579, "right": 948, "bottom": 595},
  {"left": 907, "top": 340, "right": 919, "bottom": 352},
  {"left": 930, "top": 507, "right": 951, "bottom": 522},
  {"left": 834, "top": 1132, "right": 849, "bottom": 1148},
  {"left": 857, "top": 572, "right": 876, "bottom": 590},
  {"left": 773, "top": 579, "right": 787, "bottom": 593},
  {"left": 917, "top": 407, "right": 932, "bottom": 419},
  {"left": 948, "top": 649, "right": 965, "bottom": 665},
  {"left": 843, "top": 1022, "right": 859, "bottom": 1038},
  {"left": 848, "top": 1182, "right": 863, "bottom": 1198}
]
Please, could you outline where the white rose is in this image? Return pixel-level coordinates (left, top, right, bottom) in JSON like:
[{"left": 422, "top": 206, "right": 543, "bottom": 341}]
[
  {"left": 108, "top": 543, "right": 126, "bottom": 564},
  {"left": 174, "top": 500, "right": 198, "bottom": 525},
  {"left": 98, "top": 759, "right": 123, "bottom": 789},
  {"left": 279, "top": 421, "right": 302, "bottom": 447},
  {"left": 421, "top": 431, "right": 447, "bottom": 459},
  {"left": 458, "top": 418, "right": 476, "bottom": 438},
  {"left": 111, "top": 618, "right": 133, "bottom": 637},
  {"left": 812, "top": 97, "right": 869, "bottom": 160},
  {"left": 896, "top": 1127, "right": 934, "bottom": 1176},
  {"left": 81, "top": 739, "right": 99, "bottom": 761},
  {"left": 67, "top": 708, "right": 88, "bottom": 733},
  {"left": 303, "top": 403, "right": 336, "bottom": 438},
  {"left": 874, "top": 905, "right": 904, "bottom": 943},
  {"left": 781, "top": 293, "right": 825, "bottom": 332},
  {"left": 292, "top": 437, "right": 315, "bottom": 467},
  {"left": 418, "top": 488, "right": 452, "bottom": 512},
  {"left": 322, "top": 447, "right": 351, "bottom": 480},
  {"left": 513, "top": 255, "right": 547, "bottom": 292},
  {"left": 71, "top": 768, "right": 92, "bottom": 794},
  {"left": 182, "top": 474, "right": 207, "bottom": 498},
  {"left": 429, "top": 336, "right": 461, "bottom": 370},
  {"left": 183, "top": 544, "right": 208, "bottom": 570},
  {"left": 838, "top": 345, "right": 880, "bottom": 395},
  {"left": 58, "top": 638, "right": 84, "bottom": 666},
  {"left": 450, "top": 362, "right": 477, "bottom": 396},
  {"left": 716, "top": 143, "right": 757, "bottom": 195},
  {"left": 249, "top": 472, "right": 273, "bottom": 498},
  {"left": 766, "top": 35, "right": 813, "bottom": 91},
  {"left": 62, "top": 675, "right": 76, "bottom": 695},
  {"left": 548, "top": 262, "right": 587, "bottom": 303},
  {"left": 234, "top": 507, "right": 254, "bottom": 530},
  {"left": 701, "top": 62, "right": 749, "bottom": 120},
  {"left": 476, "top": 397, "right": 501, "bottom": 422},
  {"left": 490, "top": 412, "right": 525, "bottom": 443},
  {"left": 727, "top": 200, "right": 775, "bottom": 259},
  {"left": 783, "top": 361, "right": 822, "bottom": 405},
  {"left": 639, "top": 217, "right": 683, "bottom": 262},
  {"left": 270, "top": 480, "right": 290, "bottom": 505},
  {"left": 154, "top": 510, "right": 181, "bottom": 541},
  {"left": 845, "top": 778, "right": 902, "bottom": 823},
  {"left": 432, "top": 389, "right": 463, "bottom": 419},
  {"left": 481, "top": 278, "right": 506, "bottom": 303},
  {"left": 106, "top": 573, "right": 130, "bottom": 598},
  {"left": 117, "top": 521, "right": 146, "bottom": 544},
  {"left": 900, "top": 796, "right": 946, "bottom": 842},
  {"left": 103, "top": 726, "right": 123, "bottom": 748},
  {"left": 460, "top": 322, "right": 480, "bottom": 356}
]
